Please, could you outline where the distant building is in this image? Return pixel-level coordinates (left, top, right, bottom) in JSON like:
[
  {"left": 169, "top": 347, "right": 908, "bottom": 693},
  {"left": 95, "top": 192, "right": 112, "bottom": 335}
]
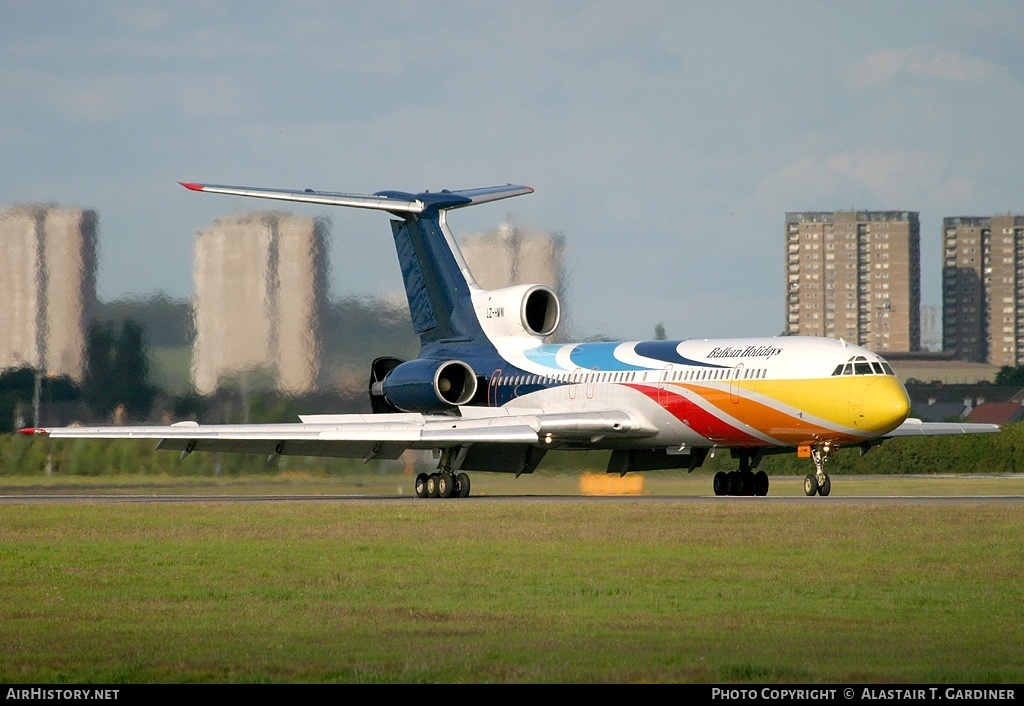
[
  {"left": 882, "top": 351, "right": 999, "bottom": 386},
  {"left": 904, "top": 382, "right": 1024, "bottom": 423},
  {"left": 785, "top": 210, "right": 920, "bottom": 353},
  {"left": 459, "top": 222, "right": 566, "bottom": 294},
  {"left": 942, "top": 215, "right": 1024, "bottom": 366},
  {"left": 0, "top": 205, "right": 97, "bottom": 382},
  {"left": 193, "top": 212, "right": 328, "bottom": 396}
]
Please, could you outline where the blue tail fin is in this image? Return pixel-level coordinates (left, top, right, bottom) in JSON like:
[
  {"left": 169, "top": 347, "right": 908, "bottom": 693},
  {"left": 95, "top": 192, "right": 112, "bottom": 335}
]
[{"left": 388, "top": 202, "right": 492, "bottom": 348}]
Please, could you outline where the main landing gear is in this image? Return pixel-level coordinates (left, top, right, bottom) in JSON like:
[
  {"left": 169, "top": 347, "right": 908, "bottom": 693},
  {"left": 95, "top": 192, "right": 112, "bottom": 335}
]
[
  {"left": 415, "top": 449, "right": 471, "bottom": 499},
  {"left": 415, "top": 471, "right": 471, "bottom": 499},
  {"left": 713, "top": 450, "right": 769, "bottom": 496},
  {"left": 803, "top": 444, "right": 832, "bottom": 497}
]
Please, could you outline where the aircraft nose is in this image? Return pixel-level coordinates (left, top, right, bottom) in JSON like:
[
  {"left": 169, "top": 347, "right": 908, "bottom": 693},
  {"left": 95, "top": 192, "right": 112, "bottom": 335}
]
[{"left": 861, "top": 377, "right": 911, "bottom": 434}]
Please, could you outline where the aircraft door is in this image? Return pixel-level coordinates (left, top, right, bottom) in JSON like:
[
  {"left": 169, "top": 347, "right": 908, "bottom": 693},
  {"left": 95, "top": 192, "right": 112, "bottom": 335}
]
[
  {"left": 730, "top": 364, "right": 744, "bottom": 404},
  {"left": 658, "top": 365, "right": 674, "bottom": 406},
  {"left": 489, "top": 369, "right": 502, "bottom": 407}
]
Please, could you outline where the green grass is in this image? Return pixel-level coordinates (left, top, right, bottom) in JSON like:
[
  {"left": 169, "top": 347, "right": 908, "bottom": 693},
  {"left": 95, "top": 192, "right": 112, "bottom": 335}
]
[{"left": 1, "top": 491, "right": 1022, "bottom": 683}]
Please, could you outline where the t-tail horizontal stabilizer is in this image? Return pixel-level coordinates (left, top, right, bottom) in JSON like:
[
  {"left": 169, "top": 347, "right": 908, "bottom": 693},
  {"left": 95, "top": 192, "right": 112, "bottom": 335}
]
[{"left": 178, "top": 182, "right": 533, "bottom": 215}]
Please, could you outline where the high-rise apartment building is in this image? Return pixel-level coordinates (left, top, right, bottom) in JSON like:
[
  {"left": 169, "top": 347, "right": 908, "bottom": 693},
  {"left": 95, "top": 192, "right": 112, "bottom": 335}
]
[
  {"left": 942, "top": 215, "right": 1024, "bottom": 366},
  {"left": 0, "top": 205, "right": 97, "bottom": 381},
  {"left": 785, "top": 210, "right": 920, "bottom": 353},
  {"left": 459, "top": 222, "right": 566, "bottom": 294},
  {"left": 193, "top": 212, "right": 328, "bottom": 396}
]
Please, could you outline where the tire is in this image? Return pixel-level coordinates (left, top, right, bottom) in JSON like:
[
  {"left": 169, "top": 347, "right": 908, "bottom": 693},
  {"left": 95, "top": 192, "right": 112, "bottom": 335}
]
[
  {"left": 754, "top": 470, "right": 769, "bottom": 497},
  {"left": 713, "top": 471, "right": 728, "bottom": 496},
  {"left": 819, "top": 474, "right": 831, "bottom": 497},
  {"left": 427, "top": 473, "right": 440, "bottom": 498},
  {"left": 415, "top": 473, "right": 429, "bottom": 498},
  {"left": 734, "top": 472, "right": 751, "bottom": 496},
  {"left": 456, "top": 472, "right": 471, "bottom": 498},
  {"left": 803, "top": 474, "right": 818, "bottom": 496},
  {"left": 438, "top": 472, "right": 454, "bottom": 499}
]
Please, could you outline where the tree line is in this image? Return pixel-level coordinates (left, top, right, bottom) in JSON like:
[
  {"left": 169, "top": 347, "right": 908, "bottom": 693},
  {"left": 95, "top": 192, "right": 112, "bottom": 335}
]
[{"left": 0, "top": 319, "right": 155, "bottom": 433}]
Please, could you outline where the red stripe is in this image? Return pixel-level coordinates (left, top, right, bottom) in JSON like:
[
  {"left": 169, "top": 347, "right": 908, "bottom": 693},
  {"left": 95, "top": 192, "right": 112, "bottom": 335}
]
[{"left": 627, "top": 385, "right": 763, "bottom": 445}]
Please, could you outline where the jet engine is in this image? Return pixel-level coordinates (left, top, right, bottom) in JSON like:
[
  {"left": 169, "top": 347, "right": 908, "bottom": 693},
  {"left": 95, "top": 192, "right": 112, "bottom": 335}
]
[
  {"left": 472, "top": 284, "right": 560, "bottom": 339},
  {"left": 369, "top": 357, "right": 478, "bottom": 413}
]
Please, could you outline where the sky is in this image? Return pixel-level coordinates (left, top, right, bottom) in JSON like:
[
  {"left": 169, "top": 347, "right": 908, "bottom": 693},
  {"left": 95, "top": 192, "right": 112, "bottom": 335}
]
[{"left": 3, "top": 1, "right": 1023, "bottom": 345}]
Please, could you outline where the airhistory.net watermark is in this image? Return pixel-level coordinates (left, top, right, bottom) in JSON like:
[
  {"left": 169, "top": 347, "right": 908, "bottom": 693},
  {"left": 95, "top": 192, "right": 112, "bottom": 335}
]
[{"left": 6, "top": 689, "right": 119, "bottom": 701}]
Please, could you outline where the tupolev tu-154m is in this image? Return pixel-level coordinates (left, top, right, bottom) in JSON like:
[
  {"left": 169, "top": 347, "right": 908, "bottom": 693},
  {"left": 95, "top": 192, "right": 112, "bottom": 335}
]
[{"left": 20, "top": 182, "right": 1000, "bottom": 497}]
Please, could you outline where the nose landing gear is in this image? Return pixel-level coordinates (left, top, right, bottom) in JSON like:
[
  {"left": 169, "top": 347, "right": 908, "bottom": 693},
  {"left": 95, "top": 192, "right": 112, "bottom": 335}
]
[{"left": 803, "top": 444, "right": 832, "bottom": 497}]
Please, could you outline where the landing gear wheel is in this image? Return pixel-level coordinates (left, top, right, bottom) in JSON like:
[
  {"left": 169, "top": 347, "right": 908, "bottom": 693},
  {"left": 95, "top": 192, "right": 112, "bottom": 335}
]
[
  {"left": 415, "top": 473, "right": 429, "bottom": 498},
  {"left": 803, "top": 474, "right": 819, "bottom": 497},
  {"left": 437, "top": 472, "right": 455, "bottom": 499},
  {"left": 713, "top": 471, "right": 728, "bottom": 496},
  {"left": 819, "top": 474, "right": 831, "bottom": 497},
  {"left": 754, "top": 470, "right": 769, "bottom": 497},
  {"left": 427, "top": 473, "right": 440, "bottom": 498},
  {"left": 455, "top": 472, "right": 471, "bottom": 498},
  {"left": 734, "top": 472, "right": 751, "bottom": 496}
]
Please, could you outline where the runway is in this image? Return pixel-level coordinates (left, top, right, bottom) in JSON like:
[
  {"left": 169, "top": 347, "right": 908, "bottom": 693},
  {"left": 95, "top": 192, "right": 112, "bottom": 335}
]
[{"left": 2, "top": 492, "right": 1023, "bottom": 505}]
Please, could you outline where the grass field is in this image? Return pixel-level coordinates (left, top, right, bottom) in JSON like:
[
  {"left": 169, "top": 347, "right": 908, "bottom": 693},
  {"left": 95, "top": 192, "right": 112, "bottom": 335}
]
[{"left": 1, "top": 474, "right": 1022, "bottom": 684}]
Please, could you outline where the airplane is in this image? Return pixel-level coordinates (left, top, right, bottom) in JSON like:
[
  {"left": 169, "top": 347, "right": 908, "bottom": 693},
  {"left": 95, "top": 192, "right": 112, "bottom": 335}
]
[{"left": 19, "top": 182, "right": 1001, "bottom": 498}]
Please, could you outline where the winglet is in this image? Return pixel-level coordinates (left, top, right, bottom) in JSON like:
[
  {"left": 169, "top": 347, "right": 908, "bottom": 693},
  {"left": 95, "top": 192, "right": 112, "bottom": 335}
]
[
  {"left": 17, "top": 427, "right": 48, "bottom": 436},
  {"left": 179, "top": 182, "right": 205, "bottom": 191}
]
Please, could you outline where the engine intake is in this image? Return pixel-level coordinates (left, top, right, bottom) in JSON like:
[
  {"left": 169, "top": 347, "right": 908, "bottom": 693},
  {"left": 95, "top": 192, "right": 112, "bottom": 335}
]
[
  {"left": 522, "top": 285, "right": 560, "bottom": 337},
  {"left": 377, "top": 358, "right": 478, "bottom": 413}
]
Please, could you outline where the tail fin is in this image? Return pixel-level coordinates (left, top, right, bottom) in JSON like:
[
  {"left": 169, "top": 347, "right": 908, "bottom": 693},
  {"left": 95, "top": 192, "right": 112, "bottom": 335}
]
[{"left": 180, "top": 182, "right": 533, "bottom": 349}]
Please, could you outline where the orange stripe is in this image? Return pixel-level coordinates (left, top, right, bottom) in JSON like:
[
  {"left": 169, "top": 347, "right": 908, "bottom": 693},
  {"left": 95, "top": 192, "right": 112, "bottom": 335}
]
[{"left": 673, "top": 383, "right": 863, "bottom": 446}]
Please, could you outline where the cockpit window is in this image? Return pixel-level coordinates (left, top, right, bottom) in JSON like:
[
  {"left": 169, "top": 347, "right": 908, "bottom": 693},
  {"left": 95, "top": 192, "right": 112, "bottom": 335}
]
[{"left": 831, "top": 356, "right": 897, "bottom": 376}]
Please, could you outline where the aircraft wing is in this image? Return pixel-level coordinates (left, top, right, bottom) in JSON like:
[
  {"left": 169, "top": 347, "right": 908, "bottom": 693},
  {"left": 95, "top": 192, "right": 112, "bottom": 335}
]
[
  {"left": 19, "top": 408, "right": 655, "bottom": 460},
  {"left": 883, "top": 418, "right": 1001, "bottom": 437}
]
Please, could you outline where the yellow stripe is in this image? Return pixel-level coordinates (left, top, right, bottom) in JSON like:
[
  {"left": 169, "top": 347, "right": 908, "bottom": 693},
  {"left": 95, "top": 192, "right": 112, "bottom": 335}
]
[{"left": 676, "top": 375, "right": 909, "bottom": 444}]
